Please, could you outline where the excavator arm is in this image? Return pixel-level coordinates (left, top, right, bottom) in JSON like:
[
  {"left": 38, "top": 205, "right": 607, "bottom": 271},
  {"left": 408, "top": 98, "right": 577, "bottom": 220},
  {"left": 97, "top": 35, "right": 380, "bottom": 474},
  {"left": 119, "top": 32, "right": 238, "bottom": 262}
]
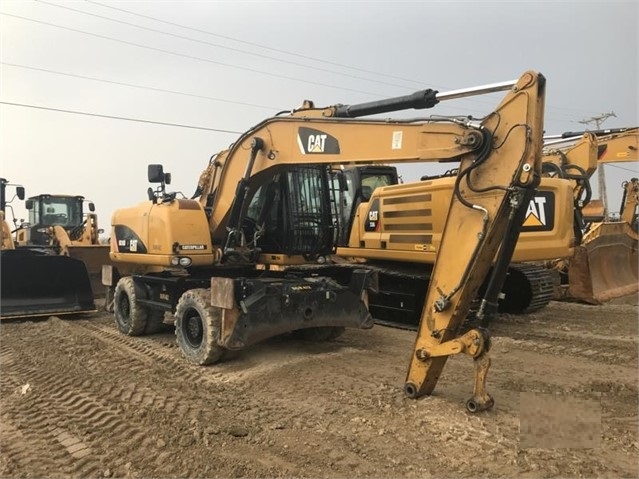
[{"left": 404, "top": 72, "right": 545, "bottom": 409}]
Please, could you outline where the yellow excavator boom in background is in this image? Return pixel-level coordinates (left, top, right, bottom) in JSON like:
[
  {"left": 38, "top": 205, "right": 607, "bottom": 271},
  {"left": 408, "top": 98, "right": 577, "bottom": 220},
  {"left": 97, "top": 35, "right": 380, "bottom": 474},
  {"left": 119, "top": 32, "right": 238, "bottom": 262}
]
[
  {"left": 105, "top": 71, "right": 550, "bottom": 411},
  {"left": 542, "top": 128, "right": 638, "bottom": 303}
]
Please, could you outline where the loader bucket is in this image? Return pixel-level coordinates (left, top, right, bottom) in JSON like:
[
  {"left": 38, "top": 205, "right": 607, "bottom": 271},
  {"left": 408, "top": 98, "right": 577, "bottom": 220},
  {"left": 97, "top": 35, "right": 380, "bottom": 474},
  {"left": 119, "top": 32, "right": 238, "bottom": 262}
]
[
  {"left": 566, "top": 222, "right": 638, "bottom": 304},
  {"left": 0, "top": 249, "right": 96, "bottom": 319},
  {"left": 65, "top": 245, "right": 111, "bottom": 298}
]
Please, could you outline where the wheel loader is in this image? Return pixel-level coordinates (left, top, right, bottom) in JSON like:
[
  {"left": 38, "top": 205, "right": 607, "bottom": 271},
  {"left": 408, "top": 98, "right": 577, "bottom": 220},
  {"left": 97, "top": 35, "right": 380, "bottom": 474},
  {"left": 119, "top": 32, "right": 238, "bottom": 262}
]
[
  {"left": 542, "top": 127, "right": 639, "bottom": 303},
  {"left": 104, "top": 70, "right": 555, "bottom": 411},
  {"left": 0, "top": 179, "right": 95, "bottom": 319},
  {"left": 14, "top": 193, "right": 111, "bottom": 298}
]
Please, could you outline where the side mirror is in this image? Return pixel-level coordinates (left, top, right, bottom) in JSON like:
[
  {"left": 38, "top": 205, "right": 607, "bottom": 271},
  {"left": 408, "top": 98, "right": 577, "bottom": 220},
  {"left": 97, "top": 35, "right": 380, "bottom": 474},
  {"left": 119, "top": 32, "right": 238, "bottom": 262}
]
[
  {"left": 336, "top": 171, "right": 348, "bottom": 191},
  {"left": 88, "top": 202, "right": 95, "bottom": 212},
  {"left": 25, "top": 199, "right": 34, "bottom": 210},
  {"left": 148, "top": 164, "right": 165, "bottom": 183},
  {"left": 16, "top": 186, "right": 25, "bottom": 200},
  {"left": 164, "top": 173, "right": 171, "bottom": 185}
]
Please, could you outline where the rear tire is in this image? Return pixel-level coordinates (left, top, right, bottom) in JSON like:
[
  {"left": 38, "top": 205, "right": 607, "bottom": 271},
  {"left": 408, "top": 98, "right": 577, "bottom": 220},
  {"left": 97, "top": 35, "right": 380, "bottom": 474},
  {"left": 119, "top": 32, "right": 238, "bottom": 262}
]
[
  {"left": 292, "top": 326, "right": 345, "bottom": 342},
  {"left": 175, "top": 289, "right": 225, "bottom": 365},
  {"left": 113, "top": 277, "right": 148, "bottom": 336}
]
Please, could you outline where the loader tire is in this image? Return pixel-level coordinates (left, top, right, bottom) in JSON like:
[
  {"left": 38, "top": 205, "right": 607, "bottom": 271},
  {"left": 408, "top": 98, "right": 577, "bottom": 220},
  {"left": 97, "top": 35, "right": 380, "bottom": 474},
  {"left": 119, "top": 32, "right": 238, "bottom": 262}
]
[
  {"left": 292, "top": 326, "right": 345, "bottom": 342},
  {"left": 113, "top": 277, "right": 148, "bottom": 336},
  {"left": 175, "top": 289, "right": 225, "bottom": 365}
]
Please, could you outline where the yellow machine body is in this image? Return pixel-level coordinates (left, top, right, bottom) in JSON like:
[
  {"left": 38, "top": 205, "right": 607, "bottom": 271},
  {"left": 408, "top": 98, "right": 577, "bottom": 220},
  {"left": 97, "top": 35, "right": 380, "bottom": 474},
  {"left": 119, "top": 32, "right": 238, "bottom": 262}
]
[
  {"left": 340, "top": 176, "right": 574, "bottom": 263},
  {"left": 110, "top": 198, "right": 217, "bottom": 273}
]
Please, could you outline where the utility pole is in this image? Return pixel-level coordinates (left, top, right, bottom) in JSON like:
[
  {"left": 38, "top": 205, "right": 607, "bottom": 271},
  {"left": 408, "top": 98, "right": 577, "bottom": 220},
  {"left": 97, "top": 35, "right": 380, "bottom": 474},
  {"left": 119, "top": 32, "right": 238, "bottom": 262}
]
[{"left": 579, "top": 111, "right": 617, "bottom": 220}]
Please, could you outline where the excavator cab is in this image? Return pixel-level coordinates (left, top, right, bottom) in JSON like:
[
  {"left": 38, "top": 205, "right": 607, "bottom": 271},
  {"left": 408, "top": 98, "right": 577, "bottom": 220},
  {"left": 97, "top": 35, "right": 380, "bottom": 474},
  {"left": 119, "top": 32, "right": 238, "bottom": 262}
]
[
  {"left": 17, "top": 194, "right": 94, "bottom": 247},
  {"left": 241, "top": 166, "right": 336, "bottom": 258}
]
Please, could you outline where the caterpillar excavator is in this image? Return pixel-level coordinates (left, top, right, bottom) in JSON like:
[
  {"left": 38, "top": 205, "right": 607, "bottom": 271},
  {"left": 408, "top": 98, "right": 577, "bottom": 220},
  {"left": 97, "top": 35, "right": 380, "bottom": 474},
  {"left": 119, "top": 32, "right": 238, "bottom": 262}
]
[
  {"left": 104, "top": 70, "right": 552, "bottom": 411},
  {"left": 542, "top": 127, "right": 638, "bottom": 303},
  {"left": 332, "top": 163, "right": 575, "bottom": 328},
  {"left": 13, "top": 193, "right": 111, "bottom": 297},
  {"left": 0, "top": 180, "right": 95, "bottom": 319}
]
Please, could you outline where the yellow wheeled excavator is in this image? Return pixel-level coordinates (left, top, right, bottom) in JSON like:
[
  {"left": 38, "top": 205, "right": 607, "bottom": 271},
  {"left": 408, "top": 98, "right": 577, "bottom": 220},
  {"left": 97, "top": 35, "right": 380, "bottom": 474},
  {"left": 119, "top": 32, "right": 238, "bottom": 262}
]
[
  {"left": 105, "top": 71, "right": 553, "bottom": 411},
  {"left": 0, "top": 179, "right": 95, "bottom": 319},
  {"left": 542, "top": 127, "right": 638, "bottom": 303},
  {"left": 13, "top": 193, "right": 111, "bottom": 297}
]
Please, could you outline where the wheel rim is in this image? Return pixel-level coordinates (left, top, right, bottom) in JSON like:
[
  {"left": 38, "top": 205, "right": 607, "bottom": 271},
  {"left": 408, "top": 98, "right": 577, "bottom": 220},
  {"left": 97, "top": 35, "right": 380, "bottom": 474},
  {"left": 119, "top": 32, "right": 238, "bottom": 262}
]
[
  {"left": 117, "top": 292, "right": 131, "bottom": 328},
  {"left": 182, "top": 308, "right": 203, "bottom": 348}
]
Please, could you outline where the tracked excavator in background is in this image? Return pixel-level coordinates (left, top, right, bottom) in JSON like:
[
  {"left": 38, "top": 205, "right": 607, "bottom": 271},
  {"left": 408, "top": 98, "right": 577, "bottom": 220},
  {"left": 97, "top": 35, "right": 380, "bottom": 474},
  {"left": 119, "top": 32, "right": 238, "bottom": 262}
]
[
  {"left": 0, "top": 180, "right": 95, "bottom": 319},
  {"left": 104, "top": 71, "right": 552, "bottom": 411},
  {"left": 332, "top": 164, "right": 575, "bottom": 328},
  {"left": 13, "top": 193, "right": 111, "bottom": 297},
  {"left": 542, "top": 127, "right": 638, "bottom": 303}
]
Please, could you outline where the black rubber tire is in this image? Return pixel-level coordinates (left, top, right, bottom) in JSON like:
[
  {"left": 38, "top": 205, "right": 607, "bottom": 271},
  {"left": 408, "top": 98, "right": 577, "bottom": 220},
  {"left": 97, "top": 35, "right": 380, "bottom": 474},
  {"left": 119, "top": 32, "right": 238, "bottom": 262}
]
[
  {"left": 292, "top": 326, "right": 345, "bottom": 342},
  {"left": 175, "top": 289, "right": 225, "bottom": 365},
  {"left": 113, "top": 277, "right": 148, "bottom": 336}
]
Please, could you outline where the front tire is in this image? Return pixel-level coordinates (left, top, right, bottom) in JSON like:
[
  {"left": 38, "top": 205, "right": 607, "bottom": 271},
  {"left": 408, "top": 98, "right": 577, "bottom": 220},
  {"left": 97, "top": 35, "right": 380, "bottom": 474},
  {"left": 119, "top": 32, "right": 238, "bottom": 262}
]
[
  {"left": 175, "top": 289, "right": 225, "bottom": 365},
  {"left": 113, "top": 277, "right": 147, "bottom": 336}
]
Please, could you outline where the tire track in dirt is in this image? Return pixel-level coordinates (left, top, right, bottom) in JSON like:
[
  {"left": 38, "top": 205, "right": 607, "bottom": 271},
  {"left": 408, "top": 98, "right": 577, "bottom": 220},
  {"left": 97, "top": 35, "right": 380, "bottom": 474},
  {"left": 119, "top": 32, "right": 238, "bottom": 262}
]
[
  {"left": 0, "top": 413, "right": 72, "bottom": 479},
  {"left": 493, "top": 329, "right": 637, "bottom": 365},
  {"left": 1, "top": 321, "right": 206, "bottom": 477},
  {"left": 0, "top": 357, "right": 151, "bottom": 477}
]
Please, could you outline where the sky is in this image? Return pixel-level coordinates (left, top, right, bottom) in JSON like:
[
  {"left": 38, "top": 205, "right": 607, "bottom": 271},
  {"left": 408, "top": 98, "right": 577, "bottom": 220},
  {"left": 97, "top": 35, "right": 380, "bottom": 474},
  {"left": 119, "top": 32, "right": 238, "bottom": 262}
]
[{"left": 1, "top": 0, "right": 637, "bottom": 232}]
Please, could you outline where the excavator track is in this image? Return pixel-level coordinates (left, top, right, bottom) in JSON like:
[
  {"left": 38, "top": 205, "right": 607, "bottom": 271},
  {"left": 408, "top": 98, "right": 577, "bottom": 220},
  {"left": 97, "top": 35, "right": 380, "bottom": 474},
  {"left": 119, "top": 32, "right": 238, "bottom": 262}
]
[{"left": 365, "top": 262, "right": 555, "bottom": 330}]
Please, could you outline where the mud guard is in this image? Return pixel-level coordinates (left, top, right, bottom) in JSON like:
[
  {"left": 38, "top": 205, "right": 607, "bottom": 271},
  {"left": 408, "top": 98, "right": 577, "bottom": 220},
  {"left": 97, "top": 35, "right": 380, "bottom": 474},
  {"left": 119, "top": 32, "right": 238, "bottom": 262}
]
[
  {"left": 566, "top": 222, "right": 638, "bottom": 303},
  {"left": 0, "top": 249, "right": 96, "bottom": 319}
]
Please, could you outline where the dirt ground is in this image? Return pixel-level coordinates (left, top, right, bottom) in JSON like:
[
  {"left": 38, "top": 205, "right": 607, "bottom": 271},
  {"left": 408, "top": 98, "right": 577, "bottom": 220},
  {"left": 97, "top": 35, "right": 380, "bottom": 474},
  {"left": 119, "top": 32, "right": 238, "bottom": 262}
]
[{"left": 1, "top": 295, "right": 637, "bottom": 479}]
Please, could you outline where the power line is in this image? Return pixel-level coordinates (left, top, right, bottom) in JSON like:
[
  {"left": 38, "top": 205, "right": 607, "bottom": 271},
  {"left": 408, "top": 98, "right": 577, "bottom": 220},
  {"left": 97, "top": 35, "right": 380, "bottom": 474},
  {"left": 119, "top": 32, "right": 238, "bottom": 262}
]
[
  {"left": 606, "top": 163, "right": 639, "bottom": 174},
  {"left": 2, "top": 12, "right": 609, "bottom": 123},
  {"left": 1, "top": 62, "right": 281, "bottom": 111},
  {"left": 0, "top": 12, "right": 388, "bottom": 98},
  {"left": 0, "top": 101, "right": 243, "bottom": 133},
  {"left": 36, "top": 0, "right": 417, "bottom": 91},
  {"left": 86, "top": 0, "right": 425, "bottom": 86},
  {"left": 83, "top": 0, "right": 607, "bottom": 121}
]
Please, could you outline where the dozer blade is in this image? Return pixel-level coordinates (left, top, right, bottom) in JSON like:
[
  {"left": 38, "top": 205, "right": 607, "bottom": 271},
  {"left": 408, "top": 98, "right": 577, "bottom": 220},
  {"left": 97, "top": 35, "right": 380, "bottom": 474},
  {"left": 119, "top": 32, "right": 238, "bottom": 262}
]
[
  {"left": 0, "top": 249, "right": 96, "bottom": 319},
  {"left": 566, "top": 222, "right": 638, "bottom": 304},
  {"left": 65, "top": 245, "right": 111, "bottom": 298}
]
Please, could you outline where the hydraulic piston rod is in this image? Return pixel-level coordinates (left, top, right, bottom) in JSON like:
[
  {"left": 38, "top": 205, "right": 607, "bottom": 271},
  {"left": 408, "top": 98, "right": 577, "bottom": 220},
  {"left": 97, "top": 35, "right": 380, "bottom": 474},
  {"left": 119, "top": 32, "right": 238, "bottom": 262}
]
[{"left": 333, "top": 79, "right": 517, "bottom": 118}]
